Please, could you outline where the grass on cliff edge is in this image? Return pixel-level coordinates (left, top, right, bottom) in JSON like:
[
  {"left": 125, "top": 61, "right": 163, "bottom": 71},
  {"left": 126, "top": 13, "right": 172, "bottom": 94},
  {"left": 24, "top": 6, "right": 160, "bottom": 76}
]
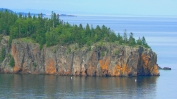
[
  {"left": 16, "top": 38, "right": 151, "bottom": 51},
  {"left": 19, "top": 37, "right": 36, "bottom": 43}
]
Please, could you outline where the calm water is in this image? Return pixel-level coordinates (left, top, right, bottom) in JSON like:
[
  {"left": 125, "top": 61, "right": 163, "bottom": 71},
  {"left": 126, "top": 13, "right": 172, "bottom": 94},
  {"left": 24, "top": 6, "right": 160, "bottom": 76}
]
[
  {"left": 0, "top": 70, "right": 177, "bottom": 99},
  {"left": 0, "top": 16, "right": 177, "bottom": 98}
]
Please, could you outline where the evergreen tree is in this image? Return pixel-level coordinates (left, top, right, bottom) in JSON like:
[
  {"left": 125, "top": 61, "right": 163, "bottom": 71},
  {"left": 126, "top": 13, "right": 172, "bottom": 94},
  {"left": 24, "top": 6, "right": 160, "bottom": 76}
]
[
  {"left": 0, "top": 10, "right": 150, "bottom": 48},
  {"left": 142, "top": 36, "right": 147, "bottom": 45},
  {"left": 85, "top": 23, "right": 90, "bottom": 36},
  {"left": 117, "top": 33, "right": 123, "bottom": 44},
  {"left": 137, "top": 37, "right": 142, "bottom": 45},
  {"left": 128, "top": 32, "right": 136, "bottom": 46},
  {"left": 79, "top": 24, "right": 83, "bottom": 30},
  {"left": 142, "top": 36, "right": 150, "bottom": 48},
  {"left": 123, "top": 29, "right": 128, "bottom": 43}
]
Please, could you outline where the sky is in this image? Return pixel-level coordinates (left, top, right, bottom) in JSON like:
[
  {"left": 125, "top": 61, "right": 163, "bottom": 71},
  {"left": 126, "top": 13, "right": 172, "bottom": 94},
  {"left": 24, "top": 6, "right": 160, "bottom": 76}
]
[{"left": 0, "top": 0, "right": 177, "bottom": 16}]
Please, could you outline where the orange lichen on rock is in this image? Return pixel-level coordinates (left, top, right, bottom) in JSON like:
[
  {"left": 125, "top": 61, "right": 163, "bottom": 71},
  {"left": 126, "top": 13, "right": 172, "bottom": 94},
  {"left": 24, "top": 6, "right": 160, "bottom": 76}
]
[
  {"left": 11, "top": 44, "right": 20, "bottom": 73},
  {"left": 152, "top": 64, "right": 159, "bottom": 75},
  {"left": 13, "top": 67, "right": 20, "bottom": 73},
  {"left": 142, "top": 54, "right": 150, "bottom": 67},
  {"left": 11, "top": 44, "right": 16, "bottom": 55},
  {"left": 81, "top": 69, "right": 86, "bottom": 76},
  {"left": 141, "top": 53, "right": 159, "bottom": 76},
  {"left": 113, "top": 64, "right": 121, "bottom": 76},
  {"left": 99, "top": 57, "right": 111, "bottom": 70},
  {"left": 46, "top": 58, "right": 56, "bottom": 74},
  {"left": 86, "top": 65, "right": 95, "bottom": 76},
  {"left": 113, "top": 63, "right": 132, "bottom": 76},
  {"left": 122, "top": 64, "right": 131, "bottom": 76}
]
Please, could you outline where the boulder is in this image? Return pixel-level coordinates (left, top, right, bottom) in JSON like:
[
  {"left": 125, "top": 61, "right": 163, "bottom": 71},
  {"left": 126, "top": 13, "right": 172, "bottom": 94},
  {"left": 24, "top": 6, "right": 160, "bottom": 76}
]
[{"left": 163, "top": 67, "right": 171, "bottom": 70}]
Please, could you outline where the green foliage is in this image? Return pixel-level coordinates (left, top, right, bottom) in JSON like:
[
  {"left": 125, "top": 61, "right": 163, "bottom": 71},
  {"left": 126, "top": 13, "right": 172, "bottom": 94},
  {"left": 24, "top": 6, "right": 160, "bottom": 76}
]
[
  {"left": 136, "top": 37, "right": 142, "bottom": 45},
  {"left": 40, "top": 44, "right": 43, "bottom": 50},
  {"left": 74, "top": 46, "right": 77, "bottom": 50},
  {"left": 101, "top": 52, "right": 105, "bottom": 56},
  {"left": 33, "top": 62, "right": 37, "bottom": 67},
  {"left": 128, "top": 32, "right": 136, "bottom": 46},
  {"left": 66, "top": 47, "right": 71, "bottom": 54},
  {"left": 0, "top": 35, "right": 2, "bottom": 41},
  {"left": 123, "top": 30, "right": 128, "bottom": 43},
  {"left": 9, "top": 55, "right": 15, "bottom": 67},
  {"left": 88, "top": 46, "right": 91, "bottom": 51},
  {"left": 0, "top": 10, "right": 150, "bottom": 48},
  {"left": 136, "top": 36, "right": 150, "bottom": 48},
  {"left": 0, "top": 47, "right": 5, "bottom": 62},
  {"left": 145, "top": 45, "right": 150, "bottom": 48},
  {"left": 97, "top": 41, "right": 105, "bottom": 47},
  {"left": 115, "top": 50, "right": 119, "bottom": 55},
  {"left": 117, "top": 33, "right": 123, "bottom": 44},
  {"left": 20, "top": 37, "right": 35, "bottom": 43},
  {"left": 53, "top": 49, "right": 56, "bottom": 53}
]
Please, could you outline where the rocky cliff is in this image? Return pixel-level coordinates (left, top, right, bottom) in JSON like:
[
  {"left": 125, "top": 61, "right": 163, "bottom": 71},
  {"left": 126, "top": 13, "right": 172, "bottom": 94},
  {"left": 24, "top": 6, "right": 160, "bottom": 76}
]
[{"left": 0, "top": 36, "right": 159, "bottom": 76}]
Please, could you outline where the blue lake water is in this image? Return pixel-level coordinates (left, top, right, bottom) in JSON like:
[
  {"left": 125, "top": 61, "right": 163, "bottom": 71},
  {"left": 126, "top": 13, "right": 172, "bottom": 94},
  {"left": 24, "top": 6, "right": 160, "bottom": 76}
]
[
  {"left": 0, "top": 70, "right": 177, "bottom": 99},
  {"left": 0, "top": 16, "right": 177, "bottom": 98}
]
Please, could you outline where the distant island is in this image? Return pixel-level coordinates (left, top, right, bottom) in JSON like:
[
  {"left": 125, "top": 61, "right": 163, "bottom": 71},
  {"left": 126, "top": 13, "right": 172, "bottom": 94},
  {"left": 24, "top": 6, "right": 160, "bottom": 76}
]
[
  {"left": 0, "top": 8, "right": 13, "bottom": 12},
  {"left": 0, "top": 9, "right": 159, "bottom": 76},
  {"left": 0, "top": 8, "right": 76, "bottom": 17},
  {"left": 60, "top": 14, "right": 77, "bottom": 17},
  {"left": 0, "top": 8, "right": 46, "bottom": 16}
]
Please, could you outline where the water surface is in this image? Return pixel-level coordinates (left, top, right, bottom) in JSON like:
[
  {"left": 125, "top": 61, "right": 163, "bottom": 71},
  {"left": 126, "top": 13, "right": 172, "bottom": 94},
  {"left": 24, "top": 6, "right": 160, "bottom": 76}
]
[{"left": 0, "top": 70, "right": 176, "bottom": 99}]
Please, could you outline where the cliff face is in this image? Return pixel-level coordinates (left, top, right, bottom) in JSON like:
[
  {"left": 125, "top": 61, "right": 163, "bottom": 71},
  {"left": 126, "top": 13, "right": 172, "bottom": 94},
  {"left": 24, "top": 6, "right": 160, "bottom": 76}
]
[{"left": 0, "top": 36, "right": 159, "bottom": 76}]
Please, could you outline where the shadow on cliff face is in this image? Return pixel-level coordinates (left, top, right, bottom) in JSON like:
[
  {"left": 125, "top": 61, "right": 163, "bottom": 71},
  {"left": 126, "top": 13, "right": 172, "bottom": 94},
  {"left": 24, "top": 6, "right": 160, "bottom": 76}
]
[{"left": 0, "top": 74, "right": 159, "bottom": 98}]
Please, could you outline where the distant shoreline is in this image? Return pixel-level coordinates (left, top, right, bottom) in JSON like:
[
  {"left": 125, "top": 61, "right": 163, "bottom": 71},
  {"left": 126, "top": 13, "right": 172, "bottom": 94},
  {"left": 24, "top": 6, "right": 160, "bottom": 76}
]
[{"left": 60, "top": 14, "right": 77, "bottom": 17}]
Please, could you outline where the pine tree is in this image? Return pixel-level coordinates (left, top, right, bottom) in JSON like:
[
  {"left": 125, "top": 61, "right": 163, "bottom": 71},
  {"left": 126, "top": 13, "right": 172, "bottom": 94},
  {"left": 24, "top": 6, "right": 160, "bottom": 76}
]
[
  {"left": 123, "top": 29, "right": 128, "bottom": 43},
  {"left": 128, "top": 32, "right": 136, "bottom": 46},
  {"left": 137, "top": 37, "right": 142, "bottom": 45}
]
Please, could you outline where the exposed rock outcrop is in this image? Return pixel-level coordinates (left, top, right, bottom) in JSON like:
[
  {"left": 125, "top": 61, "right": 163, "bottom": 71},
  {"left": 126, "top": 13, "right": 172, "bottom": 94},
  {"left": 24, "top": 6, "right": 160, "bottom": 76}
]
[
  {"left": 162, "top": 67, "right": 171, "bottom": 70},
  {"left": 0, "top": 36, "right": 159, "bottom": 76},
  {"left": 158, "top": 65, "right": 171, "bottom": 70}
]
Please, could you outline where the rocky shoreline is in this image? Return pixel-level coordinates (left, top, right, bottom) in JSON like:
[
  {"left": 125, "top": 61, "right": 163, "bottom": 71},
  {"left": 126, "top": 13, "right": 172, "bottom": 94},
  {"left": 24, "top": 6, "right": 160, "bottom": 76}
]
[
  {"left": 0, "top": 36, "right": 159, "bottom": 76},
  {"left": 159, "top": 66, "right": 171, "bottom": 70}
]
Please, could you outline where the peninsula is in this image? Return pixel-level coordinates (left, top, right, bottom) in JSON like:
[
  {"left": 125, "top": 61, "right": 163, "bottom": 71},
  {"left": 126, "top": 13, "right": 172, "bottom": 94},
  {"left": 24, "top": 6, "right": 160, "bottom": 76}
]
[{"left": 0, "top": 10, "right": 159, "bottom": 76}]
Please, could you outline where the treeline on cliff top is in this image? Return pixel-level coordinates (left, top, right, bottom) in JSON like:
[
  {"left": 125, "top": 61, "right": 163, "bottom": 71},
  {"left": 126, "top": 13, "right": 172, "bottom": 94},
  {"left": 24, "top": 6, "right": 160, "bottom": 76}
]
[{"left": 0, "top": 10, "right": 150, "bottom": 48}]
